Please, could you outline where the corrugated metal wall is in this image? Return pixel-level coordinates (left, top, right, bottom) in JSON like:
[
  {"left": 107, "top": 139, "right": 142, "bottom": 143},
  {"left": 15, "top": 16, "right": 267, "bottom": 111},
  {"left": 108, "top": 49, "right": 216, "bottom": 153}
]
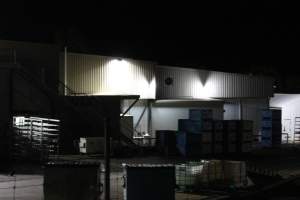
[
  {"left": 152, "top": 100, "right": 224, "bottom": 134},
  {"left": 156, "top": 66, "right": 274, "bottom": 99},
  {"left": 62, "top": 53, "right": 156, "bottom": 99},
  {"left": 224, "top": 98, "right": 269, "bottom": 135}
]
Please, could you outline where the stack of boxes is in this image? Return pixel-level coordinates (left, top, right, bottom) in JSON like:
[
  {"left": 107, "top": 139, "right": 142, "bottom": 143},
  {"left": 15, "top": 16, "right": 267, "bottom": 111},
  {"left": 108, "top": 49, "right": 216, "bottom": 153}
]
[
  {"left": 156, "top": 109, "right": 255, "bottom": 157},
  {"left": 177, "top": 109, "right": 213, "bottom": 157},
  {"left": 156, "top": 130, "right": 177, "bottom": 156},
  {"left": 223, "top": 120, "right": 253, "bottom": 154},
  {"left": 261, "top": 109, "right": 282, "bottom": 147},
  {"left": 238, "top": 120, "right": 253, "bottom": 153},
  {"left": 212, "top": 120, "right": 225, "bottom": 154},
  {"left": 224, "top": 121, "right": 239, "bottom": 154}
]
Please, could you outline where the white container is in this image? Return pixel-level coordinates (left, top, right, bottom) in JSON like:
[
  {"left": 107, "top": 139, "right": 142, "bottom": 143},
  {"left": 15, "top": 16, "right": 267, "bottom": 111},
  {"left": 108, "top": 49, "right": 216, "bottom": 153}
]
[
  {"left": 79, "top": 137, "right": 104, "bottom": 154},
  {"left": 224, "top": 161, "right": 247, "bottom": 186}
]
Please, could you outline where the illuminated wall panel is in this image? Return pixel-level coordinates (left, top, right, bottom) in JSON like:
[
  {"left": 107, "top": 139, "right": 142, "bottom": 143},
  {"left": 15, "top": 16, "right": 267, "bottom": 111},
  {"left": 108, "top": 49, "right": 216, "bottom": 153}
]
[
  {"left": 62, "top": 53, "right": 156, "bottom": 99},
  {"left": 156, "top": 66, "right": 274, "bottom": 99}
]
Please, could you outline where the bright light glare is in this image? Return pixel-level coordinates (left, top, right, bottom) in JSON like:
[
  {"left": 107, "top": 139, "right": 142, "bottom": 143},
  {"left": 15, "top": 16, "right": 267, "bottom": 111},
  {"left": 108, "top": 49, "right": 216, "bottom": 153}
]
[
  {"left": 108, "top": 59, "right": 132, "bottom": 94},
  {"left": 193, "top": 80, "right": 213, "bottom": 99},
  {"left": 105, "top": 59, "right": 156, "bottom": 98}
]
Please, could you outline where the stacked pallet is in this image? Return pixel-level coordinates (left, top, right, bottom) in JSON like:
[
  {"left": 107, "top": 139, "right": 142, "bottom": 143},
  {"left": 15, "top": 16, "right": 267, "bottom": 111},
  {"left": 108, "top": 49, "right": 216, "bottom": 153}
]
[
  {"left": 261, "top": 109, "right": 282, "bottom": 147},
  {"left": 212, "top": 120, "right": 225, "bottom": 154},
  {"left": 177, "top": 109, "right": 213, "bottom": 157},
  {"left": 222, "top": 120, "right": 253, "bottom": 154},
  {"left": 238, "top": 120, "right": 253, "bottom": 153},
  {"left": 225, "top": 120, "right": 239, "bottom": 154},
  {"left": 12, "top": 116, "right": 60, "bottom": 161},
  {"left": 156, "top": 130, "right": 178, "bottom": 156}
]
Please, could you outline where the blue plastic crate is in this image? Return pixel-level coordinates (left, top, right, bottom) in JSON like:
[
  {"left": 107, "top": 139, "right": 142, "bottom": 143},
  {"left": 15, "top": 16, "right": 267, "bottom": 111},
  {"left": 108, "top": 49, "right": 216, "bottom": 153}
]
[
  {"left": 260, "top": 139, "right": 272, "bottom": 147},
  {"left": 261, "top": 130, "right": 272, "bottom": 137},
  {"left": 262, "top": 109, "right": 281, "bottom": 120}
]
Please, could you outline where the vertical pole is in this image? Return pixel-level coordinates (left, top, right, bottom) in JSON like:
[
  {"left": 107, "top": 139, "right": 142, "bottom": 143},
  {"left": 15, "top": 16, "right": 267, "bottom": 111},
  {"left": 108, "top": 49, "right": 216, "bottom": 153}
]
[
  {"left": 8, "top": 68, "right": 13, "bottom": 120},
  {"left": 147, "top": 100, "right": 153, "bottom": 146},
  {"left": 104, "top": 118, "right": 110, "bottom": 200},
  {"left": 239, "top": 99, "right": 243, "bottom": 120},
  {"left": 13, "top": 48, "right": 16, "bottom": 64},
  {"left": 64, "top": 47, "right": 68, "bottom": 95}
]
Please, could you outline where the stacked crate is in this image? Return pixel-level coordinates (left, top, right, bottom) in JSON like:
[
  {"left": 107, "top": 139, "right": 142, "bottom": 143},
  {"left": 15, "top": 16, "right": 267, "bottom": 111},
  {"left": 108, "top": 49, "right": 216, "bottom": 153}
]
[
  {"left": 223, "top": 120, "right": 254, "bottom": 154},
  {"left": 213, "top": 120, "right": 225, "bottom": 154},
  {"left": 238, "top": 120, "right": 253, "bottom": 153},
  {"left": 12, "top": 116, "right": 60, "bottom": 161},
  {"left": 177, "top": 109, "right": 213, "bottom": 157},
  {"left": 156, "top": 130, "right": 177, "bottom": 156},
  {"left": 224, "top": 120, "right": 239, "bottom": 154},
  {"left": 261, "top": 109, "right": 282, "bottom": 147},
  {"left": 176, "top": 132, "right": 206, "bottom": 157}
]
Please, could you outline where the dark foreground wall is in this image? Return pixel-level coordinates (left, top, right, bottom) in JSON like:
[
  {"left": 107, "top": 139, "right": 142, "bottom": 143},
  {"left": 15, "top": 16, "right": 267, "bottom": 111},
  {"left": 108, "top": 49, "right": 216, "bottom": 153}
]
[{"left": 57, "top": 96, "right": 121, "bottom": 153}]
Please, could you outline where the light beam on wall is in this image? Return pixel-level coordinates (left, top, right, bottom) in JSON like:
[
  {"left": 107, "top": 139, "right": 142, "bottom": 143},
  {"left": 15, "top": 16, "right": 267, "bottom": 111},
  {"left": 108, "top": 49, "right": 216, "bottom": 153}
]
[
  {"left": 108, "top": 59, "right": 132, "bottom": 94},
  {"left": 103, "top": 59, "right": 156, "bottom": 99},
  {"left": 192, "top": 81, "right": 214, "bottom": 99}
]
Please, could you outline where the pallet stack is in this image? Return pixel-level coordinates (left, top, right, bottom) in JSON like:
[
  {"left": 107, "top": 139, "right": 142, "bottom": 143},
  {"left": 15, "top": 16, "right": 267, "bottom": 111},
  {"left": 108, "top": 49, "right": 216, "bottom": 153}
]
[
  {"left": 238, "top": 120, "right": 253, "bottom": 153},
  {"left": 261, "top": 109, "right": 282, "bottom": 147},
  {"left": 177, "top": 109, "right": 213, "bottom": 157},
  {"left": 225, "top": 120, "right": 239, "bottom": 154},
  {"left": 156, "top": 130, "right": 178, "bottom": 156},
  {"left": 12, "top": 116, "right": 60, "bottom": 161},
  {"left": 223, "top": 120, "right": 253, "bottom": 154},
  {"left": 212, "top": 120, "right": 225, "bottom": 155}
]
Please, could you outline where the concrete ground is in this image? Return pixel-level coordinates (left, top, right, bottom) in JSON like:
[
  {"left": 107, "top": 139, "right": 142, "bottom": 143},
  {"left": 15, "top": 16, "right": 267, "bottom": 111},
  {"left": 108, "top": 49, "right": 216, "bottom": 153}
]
[
  {"left": 0, "top": 173, "right": 213, "bottom": 200},
  {"left": 2, "top": 145, "right": 300, "bottom": 199},
  {"left": 0, "top": 174, "right": 43, "bottom": 200}
]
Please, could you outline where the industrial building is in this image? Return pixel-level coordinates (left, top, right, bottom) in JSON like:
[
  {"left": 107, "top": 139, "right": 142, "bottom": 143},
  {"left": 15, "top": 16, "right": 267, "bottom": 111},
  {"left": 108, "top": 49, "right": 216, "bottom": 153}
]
[{"left": 2, "top": 40, "right": 300, "bottom": 200}]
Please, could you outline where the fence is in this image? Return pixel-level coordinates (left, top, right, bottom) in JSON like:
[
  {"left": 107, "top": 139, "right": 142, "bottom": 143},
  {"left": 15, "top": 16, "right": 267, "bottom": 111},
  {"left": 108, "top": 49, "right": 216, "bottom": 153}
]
[{"left": 0, "top": 159, "right": 250, "bottom": 200}]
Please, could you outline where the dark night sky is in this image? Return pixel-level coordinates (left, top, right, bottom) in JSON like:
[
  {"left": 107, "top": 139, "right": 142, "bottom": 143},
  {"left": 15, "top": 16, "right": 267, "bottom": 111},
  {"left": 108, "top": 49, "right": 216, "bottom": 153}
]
[{"left": 1, "top": 1, "right": 300, "bottom": 76}]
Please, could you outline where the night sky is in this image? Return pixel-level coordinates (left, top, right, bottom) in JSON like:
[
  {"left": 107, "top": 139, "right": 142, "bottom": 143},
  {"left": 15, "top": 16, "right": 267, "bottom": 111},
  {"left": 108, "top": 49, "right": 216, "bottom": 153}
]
[{"left": 1, "top": 1, "right": 300, "bottom": 79}]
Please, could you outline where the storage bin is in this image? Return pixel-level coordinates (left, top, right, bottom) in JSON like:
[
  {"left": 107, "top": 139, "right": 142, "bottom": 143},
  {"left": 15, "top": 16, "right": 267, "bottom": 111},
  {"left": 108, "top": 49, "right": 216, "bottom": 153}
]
[{"left": 123, "top": 164, "right": 175, "bottom": 200}]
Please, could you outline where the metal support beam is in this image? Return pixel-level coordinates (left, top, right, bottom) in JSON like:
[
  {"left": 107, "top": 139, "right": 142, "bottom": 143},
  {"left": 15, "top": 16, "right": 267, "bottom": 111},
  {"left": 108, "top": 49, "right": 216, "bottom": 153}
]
[
  {"left": 104, "top": 118, "right": 110, "bottom": 200},
  {"left": 121, "top": 98, "right": 139, "bottom": 118},
  {"left": 8, "top": 69, "right": 13, "bottom": 119},
  {"left": 134, "top": 105, "right": 147, "bottom": 130},
  {"left": 239, "top": 99, "right": 243, "bottom": 120},
  {"left": 147, "top": 100, "right": 153, "bottom": 135}
]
